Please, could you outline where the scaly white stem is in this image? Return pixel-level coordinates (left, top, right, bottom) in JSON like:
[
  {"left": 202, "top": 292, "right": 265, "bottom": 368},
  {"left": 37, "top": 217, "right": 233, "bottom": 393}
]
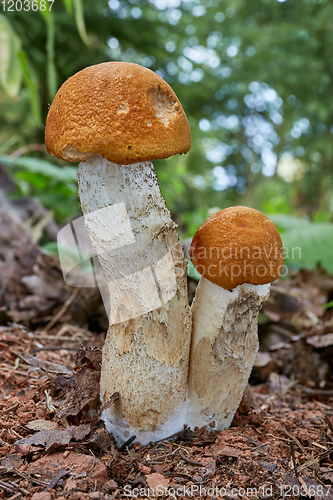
[
  {"left": 77, "top": 155, "right": 191, "bottom": 445},
  {"left": 187, "top": 277, "right": 269, "bottom": 430}
]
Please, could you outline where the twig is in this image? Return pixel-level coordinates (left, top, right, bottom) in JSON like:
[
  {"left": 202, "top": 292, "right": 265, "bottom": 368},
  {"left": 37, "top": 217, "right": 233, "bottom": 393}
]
[
  {"left": 10, "top": 429, "right": 23, "bottom": 440},
  {"left": 8, "top": 493, "right": 22, "bottom": 500},
  {"left": 297, "top": 446, "right": 333, "bottom": 473},
  {"left": 44, "top": 289, "right": 80, "bottom": 332},
  {"left": 235, "top": 432, "right": 261, "bottom": 446},
  {"left": 0, "top": 480, "right": 14, "bottom": 493},
  {"left": 267, "top": 433, "right": 291, "bottom": 443},
  {"left": 13, "top": 469, "right": 49, "bottom": 487},
  {"left": 296, "top": 385, "right": 333, "bottom": 397},
  {"left": 7, "top": 481, "right": 29, "bottom": 496},
  {"left": 290, "top": 442, "right": 298, "bottom": 478},
  {"left": 164, "top": 472, "right": 196, "bottom": 481},
  {"left": 324, "top": 415, "right": 333, "bottom": 434},
  {"left": 9, "top": 144, "right": 46, "bottom": 159},
  {"left": 31, "top": 334, "right": 84, "bottom": 341},
  {"left": 3, "top": 401, "right": 19, "bottom": 414},
  {"left": 282, "top": 427, "right": 308, "bottom": 456},
  {"left": 179, "top": 449, "right": 203, "bottom": 466},
  {"left": 31, "top": 347, "right": 77, "bottom": 353},
  {"left": 312, "top": 441, "right": 327, "bottom": 450},
  {"left": 119, "top": 436, "right": 136, "bottom": 453},
  {"left": 0, "top": 479, "right": 29, "bottom": 495}
]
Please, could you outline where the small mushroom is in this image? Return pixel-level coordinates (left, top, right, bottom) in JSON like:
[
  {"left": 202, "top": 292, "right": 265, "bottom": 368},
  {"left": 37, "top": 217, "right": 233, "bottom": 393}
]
[
  {"left": 187, "top": 206, "right": 284, "bottom": 430},
  {"left": 45, "top": 62, "right": 192, "bottom": 444}
]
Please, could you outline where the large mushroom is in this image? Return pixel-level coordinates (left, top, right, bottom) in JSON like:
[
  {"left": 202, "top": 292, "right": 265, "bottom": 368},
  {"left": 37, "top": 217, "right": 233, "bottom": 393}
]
[
  {"left": 187, "top": 206, "right": 284, "bottom": 430},
  {"left": 45, "top": 62, "right": 192, "bottom": 444}
]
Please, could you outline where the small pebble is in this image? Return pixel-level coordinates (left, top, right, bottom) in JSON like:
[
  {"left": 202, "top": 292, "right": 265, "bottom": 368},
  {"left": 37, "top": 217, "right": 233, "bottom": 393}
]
[
  {"left": 31, "top": 492, "right": 52, "bottom": 500},
  {"left": 89, "top": 492, "right": 103, "bottom": 499},
  {"left": 15, "top": 443, "right": 31, "bottom": 456},
  {"left": 104, "top": 479, "right": 118, "bottom": 492},
  {"left": 309, "top": 415, "right": 322, "bottom": 425},
  {"left": 36, "top": 407, "right": 47, "bottom": 419}
]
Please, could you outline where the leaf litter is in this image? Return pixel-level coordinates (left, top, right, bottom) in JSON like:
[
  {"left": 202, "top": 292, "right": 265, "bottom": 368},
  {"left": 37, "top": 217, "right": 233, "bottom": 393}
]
[{"left": 1, "top": 195, "right": 333, "bottom": 498}]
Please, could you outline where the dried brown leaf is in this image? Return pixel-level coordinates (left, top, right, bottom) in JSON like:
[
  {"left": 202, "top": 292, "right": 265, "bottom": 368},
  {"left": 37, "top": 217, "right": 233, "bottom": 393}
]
[
  {"left": 25, "top": 419, "right": 60, "bottom": 431},
  {"left": 306, "top": 333, "right": 333, "bottom": 348},
  {"left": 146, "top": 473, "right": 170, "bottom": 489},
  {"left": 19, "top": 352, "right": 72, "bottom": 375},
  {"left": 15, "top": 424, "right": 90, "bottom": 451},
  {"left": 58, "top": 346, "right": 102, "bottom": 419}
]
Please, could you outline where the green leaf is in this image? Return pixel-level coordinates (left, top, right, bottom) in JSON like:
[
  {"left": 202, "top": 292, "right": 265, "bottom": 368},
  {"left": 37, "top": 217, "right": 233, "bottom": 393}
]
[
  {"left": 39, "top": 0, "right": 50, "bottom": 21},
  {"left": 187, "top": 259, "right": 201, "bottom": 282},
  {"left": 43, "top": 12, "right": 57, "bottom": 99},
  {"left": 38, "top": 193, "right": 80, "bottom": 222},
  {"left": 73, "top": 0, "right": 90, "bottom": 46},
  {"left": 54, "top": 243, "right": 93, "bottom": 274},
  {"left": 323, "top": 300, "right": 333, "bottom": 310},
  {"left": 17, "top": 51, "right": 42, "bottom": 126},
  {"left": 62, "top": 0, "right": 73, "bottom": 14},
  {"left": 282, "top": 223, "right": 333, "bottom": 274},
  {"left": 0, "top": 155, "right": 78, "bottom": 184},
  {"left": 42, "top": 241, "right": 59, "bottom": 255},
  {"left": 268, "top": 214, "right": 311, "bottom": 232},
  {"left": 15, "top": 171, "right": 49, "bottom": 189},
  {"left": 0, "top": 15, "right": 22, "bottom": 97}
]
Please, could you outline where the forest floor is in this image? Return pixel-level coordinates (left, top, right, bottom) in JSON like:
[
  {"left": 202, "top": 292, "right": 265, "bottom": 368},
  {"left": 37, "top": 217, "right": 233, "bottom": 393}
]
[{"left": 1, "top": 194, "right": 333, "bottom": 499}]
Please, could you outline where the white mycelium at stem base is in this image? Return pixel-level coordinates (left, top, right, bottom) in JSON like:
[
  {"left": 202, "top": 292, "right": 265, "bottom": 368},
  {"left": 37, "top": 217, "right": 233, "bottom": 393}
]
[
  {"left": 187, "top": 277, "right": 269, "bottom": 430},
  {"left": 77, "top": 156, "right": 191, "bottom": 445}
]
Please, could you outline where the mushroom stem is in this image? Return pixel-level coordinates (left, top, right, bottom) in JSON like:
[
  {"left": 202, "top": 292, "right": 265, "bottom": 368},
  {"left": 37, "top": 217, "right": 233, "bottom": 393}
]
[
  {"left": 77, "top": 155, "right": 191, "bottom": 444},
  {"left": 187, "top": 277, "right": 270, "bottom": 430}
]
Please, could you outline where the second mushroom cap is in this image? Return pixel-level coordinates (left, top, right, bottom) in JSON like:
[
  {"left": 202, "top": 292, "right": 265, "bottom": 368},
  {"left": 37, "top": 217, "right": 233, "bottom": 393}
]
[{"left": 190, "top": 206, "right": 284, "bottom": 290}]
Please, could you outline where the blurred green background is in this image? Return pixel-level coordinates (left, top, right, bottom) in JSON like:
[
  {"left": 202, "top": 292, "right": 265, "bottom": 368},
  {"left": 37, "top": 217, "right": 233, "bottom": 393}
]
[{"left": 1, "top": 0, "right": 333, "bottom": 274}]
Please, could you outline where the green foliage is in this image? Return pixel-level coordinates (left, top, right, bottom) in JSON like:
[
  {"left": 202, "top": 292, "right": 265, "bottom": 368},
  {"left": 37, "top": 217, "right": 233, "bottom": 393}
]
[
  {"left": 268, "top": 214, "right": 311, "bottom": 232},
  {"left": 1, "top": 154, "right": 79, "bottom": 222},
  {"left": 268, "top": 214, "right": 333, "bottom": 275},
  {"left": 281, "top": 222, "right": 333, "bottom": 275},
  {"left": 43, "top": 10, "right": 57, "bottom": 100},
  {"left": 72, "top": 0, "right": 91, "bottom": 47},
  {"left": 17, "top": 52, "right": 41, "bottom": 126},
  {"left": 187, "top": 259, "right": 201, "bottom": 282},
  {"left": 1, "top": 0, "right": 333, "bottom": 278},
  {"left": 0, "top": 0, "right": 90, "bottom": 104},
  {"left": 0, "top": 14, "right": 22, "bottom": 97},
  {"left": 41, "top": 241, "right": 59, "bottom": 255},
  {"left": 1, "top": 154, "right": 77, "bottom": 182}
]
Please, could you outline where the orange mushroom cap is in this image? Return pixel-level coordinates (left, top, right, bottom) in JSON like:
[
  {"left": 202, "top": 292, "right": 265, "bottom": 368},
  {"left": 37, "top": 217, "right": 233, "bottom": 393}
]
[
  {"left": 45, "top": 62, "right": 191, "bottom": 165},
  {"left": 190, "top": 206, "right": 284, "bottom": 290}
]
